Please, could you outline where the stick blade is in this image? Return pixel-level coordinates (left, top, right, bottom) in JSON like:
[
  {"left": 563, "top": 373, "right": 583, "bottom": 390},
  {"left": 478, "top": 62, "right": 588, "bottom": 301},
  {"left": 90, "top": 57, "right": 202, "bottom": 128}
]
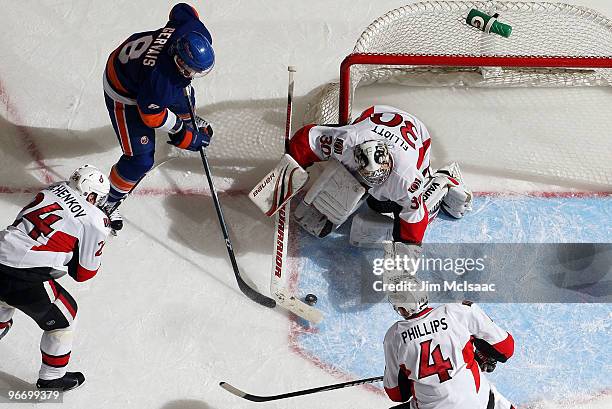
[
  {"left": 272, "top": 287, "right": 323, "bottom": 324},
  {"left": 237, "top": 279, "right": 277, "bottom": 308},
  {"left": 219, "top": 382, "right": 267, "bottom": 402}
]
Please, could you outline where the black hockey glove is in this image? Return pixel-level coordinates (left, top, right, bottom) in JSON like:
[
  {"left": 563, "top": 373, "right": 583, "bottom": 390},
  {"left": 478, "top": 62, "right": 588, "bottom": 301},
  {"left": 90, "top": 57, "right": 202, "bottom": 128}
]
[
  {"left": 102, "top": 204, "right": 123, "bottom": 235},
  {"left": 474, "top": 349, "right": 497, "bottom": 373}
]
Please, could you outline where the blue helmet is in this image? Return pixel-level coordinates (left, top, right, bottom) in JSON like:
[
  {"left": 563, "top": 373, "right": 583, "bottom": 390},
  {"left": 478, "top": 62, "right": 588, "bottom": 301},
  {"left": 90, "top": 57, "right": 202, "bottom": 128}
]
[{"left": 173, "top": 32, "right": 215, "bottom": 78}]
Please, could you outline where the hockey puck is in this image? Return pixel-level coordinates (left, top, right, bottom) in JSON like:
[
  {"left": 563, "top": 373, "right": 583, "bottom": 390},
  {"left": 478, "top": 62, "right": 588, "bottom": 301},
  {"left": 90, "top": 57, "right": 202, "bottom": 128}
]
[{"left": 304, "top": 293, "right": 318, "bottom": 306}]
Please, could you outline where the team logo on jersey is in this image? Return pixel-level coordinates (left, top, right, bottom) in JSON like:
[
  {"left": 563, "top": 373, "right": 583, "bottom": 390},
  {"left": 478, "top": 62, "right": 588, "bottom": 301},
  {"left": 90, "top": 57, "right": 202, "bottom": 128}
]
[
  {"left": 408, "top": 178, "right": 422, "bottom": 193},
  {"left": 141, "top": 136, "right": 149, "bottom": 145},
  {"left": 147, "top": 103, "right": 160, "bottom": 109}
]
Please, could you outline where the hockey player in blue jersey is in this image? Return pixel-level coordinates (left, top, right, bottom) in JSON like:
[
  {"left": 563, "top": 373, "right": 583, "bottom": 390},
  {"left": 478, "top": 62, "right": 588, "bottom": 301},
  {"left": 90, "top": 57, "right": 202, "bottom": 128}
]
[{"left": 103, "top": 3, "right": 215, "bottom": 227}]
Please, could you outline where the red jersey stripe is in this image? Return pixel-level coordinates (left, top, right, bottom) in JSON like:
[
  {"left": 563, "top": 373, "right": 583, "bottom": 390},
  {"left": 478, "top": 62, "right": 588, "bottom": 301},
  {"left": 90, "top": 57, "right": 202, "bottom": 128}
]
[
  {"left": 416, "top": 138, "right": 431, "bottom": 170},
  {"left": 462, "top": 337, "right": 481, "bottom": 393},
  {"left": 31, "top": 231, "right": 77, "bottom": 253},
  {"left": 398, "top": 203, "right": 429, "bottom": 244},
  {"left": 74, "top": 265, "right": 98, "bottom": 282},
  {"left": 384, "top": 386, "right": 403, "bottom": 402},
  {"left": 492, "top": 333, "right": 515, "bottom": 360},
  {"left": 288, "top": 125, "right": 321, "bottom": 168}
]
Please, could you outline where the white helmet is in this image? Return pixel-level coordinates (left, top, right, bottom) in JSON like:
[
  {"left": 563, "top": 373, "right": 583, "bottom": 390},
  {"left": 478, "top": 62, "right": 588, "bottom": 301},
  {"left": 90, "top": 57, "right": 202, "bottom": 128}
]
[
  {"left": 386, "top": 275, "right": 429, "bottom": 318},
  {"left": 68, "top": 165, "right": 110, "bottom": 207},
  {"left": 354, "top": 140, "right": 393, "bottom": 186}
]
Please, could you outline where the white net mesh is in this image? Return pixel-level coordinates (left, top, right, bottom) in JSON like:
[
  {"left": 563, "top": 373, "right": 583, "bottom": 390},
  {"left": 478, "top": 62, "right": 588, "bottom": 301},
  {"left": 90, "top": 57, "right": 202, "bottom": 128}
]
[{"left": 307, "top": 1, "right": 612, "bottom": 188}]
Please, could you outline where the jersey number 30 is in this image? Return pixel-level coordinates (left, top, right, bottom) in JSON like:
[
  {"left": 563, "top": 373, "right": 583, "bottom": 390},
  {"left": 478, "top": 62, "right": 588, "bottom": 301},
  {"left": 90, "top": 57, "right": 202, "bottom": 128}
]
[{"left": 418, "top": 339, "right": 453, "bottom": 383}]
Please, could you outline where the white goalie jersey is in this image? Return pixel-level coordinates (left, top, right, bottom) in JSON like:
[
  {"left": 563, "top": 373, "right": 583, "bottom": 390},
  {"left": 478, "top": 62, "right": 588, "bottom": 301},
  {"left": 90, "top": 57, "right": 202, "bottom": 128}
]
[
  {"left": 288, "top": 105, "right": 432, "bottom": 243},
  {"left": 0, "top": 182, "right": 111, "bottom": 282},
  {"left": 383, "top": 303, "right": 515, "bottom": 409}
]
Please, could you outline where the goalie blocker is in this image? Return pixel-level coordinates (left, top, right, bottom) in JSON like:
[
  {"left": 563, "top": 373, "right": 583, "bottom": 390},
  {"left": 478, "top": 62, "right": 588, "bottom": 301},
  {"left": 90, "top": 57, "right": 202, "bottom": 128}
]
[{"left": 249, "top": 154, "right": 309, "bottom": 216}]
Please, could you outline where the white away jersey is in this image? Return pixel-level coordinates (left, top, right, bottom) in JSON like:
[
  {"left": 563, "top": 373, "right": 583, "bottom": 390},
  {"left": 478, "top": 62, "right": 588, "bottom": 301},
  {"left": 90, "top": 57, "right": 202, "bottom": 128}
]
[
  {"left": 289, "top": 105, "right": 433, "bottom": 243},
  {"left": 0, "top": 182, "right": 110, "bottom": 282},
  {"left": 383, "top": 303, "right": 514, "bottom": 409}
]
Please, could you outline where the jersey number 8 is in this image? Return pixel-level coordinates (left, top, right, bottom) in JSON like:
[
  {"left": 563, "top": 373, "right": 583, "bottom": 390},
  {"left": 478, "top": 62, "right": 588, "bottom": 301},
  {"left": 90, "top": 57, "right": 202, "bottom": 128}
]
[{"left": 118, "top": 35, "right": 153, "bottom": 64}]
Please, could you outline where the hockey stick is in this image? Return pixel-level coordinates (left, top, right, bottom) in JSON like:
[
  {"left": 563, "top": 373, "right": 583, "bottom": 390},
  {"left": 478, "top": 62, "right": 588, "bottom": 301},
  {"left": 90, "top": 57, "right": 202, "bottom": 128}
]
[
  {"left": 269, "top": 66, "right": 323, "bottom": 323},
  {"left": 220, "top": 375, "right": 383, "bottom": 402},
  {"left": 183, "top": 88, "right": 276, "bottom": 308}
]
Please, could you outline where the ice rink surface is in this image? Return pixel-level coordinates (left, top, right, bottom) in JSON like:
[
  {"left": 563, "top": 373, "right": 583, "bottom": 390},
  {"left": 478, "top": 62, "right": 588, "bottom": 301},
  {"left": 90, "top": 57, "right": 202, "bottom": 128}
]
[{"left": 0, "top": 1, "right": 611, "bottom": 408}]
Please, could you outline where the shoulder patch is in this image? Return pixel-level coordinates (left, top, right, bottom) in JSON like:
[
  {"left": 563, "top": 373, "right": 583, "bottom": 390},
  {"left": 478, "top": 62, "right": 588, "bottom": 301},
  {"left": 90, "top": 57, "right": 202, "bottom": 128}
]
[{"left": 462, "top": 300, "right": 473, "bottom": 307}]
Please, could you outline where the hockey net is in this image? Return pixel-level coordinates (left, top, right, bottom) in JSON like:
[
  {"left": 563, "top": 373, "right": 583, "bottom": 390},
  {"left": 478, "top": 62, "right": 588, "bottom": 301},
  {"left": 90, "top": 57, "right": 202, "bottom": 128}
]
[{"left": 307, "top": 1, "right": 612, "bottom": 188}]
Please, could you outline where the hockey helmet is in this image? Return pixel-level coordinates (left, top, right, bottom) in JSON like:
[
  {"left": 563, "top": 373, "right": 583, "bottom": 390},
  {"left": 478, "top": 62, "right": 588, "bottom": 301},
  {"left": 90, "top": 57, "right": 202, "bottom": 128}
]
[
  {"left": 68, "top": 165, "right": 110, "bottom": 207},
  {"left": 354, "top": 140, "right": 393, "bottom": 186},
  {"left": 387, "top": 275, "right": 429, "bottom": 318},
  {"left": 173, "top": 31, "right": 215, "bottom": 78}
]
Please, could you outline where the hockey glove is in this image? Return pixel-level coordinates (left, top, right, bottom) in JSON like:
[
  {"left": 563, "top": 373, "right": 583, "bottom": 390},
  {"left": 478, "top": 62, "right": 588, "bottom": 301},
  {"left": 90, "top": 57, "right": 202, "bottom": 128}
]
[
  {"left": 194, "top": 115, "right": 214, "bottom": 138},
  {"left": 102, "top": 204, "right": 123, "bottom": 235},
  {"left": 474, "top": 349, "right": 497, "bottom": 373},
  {"left": 168, "top": 119, "right": 211, "bottom": 151}
]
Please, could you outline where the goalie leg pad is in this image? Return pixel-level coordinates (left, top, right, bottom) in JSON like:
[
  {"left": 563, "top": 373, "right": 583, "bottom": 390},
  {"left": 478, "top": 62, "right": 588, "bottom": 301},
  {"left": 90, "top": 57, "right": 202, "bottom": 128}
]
[
  {"left": 304, "top": 159, "right": 367, "bottom": 226},
  {"left": 349, "top": 211, "right": 394, "bottom": 248},
  {"left": 294, "top": 200, "right": 334, "bottom": 238}
]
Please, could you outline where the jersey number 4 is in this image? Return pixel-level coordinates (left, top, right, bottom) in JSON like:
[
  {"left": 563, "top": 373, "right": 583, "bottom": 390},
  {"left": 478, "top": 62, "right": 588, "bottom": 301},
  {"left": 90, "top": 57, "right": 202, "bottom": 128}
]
[
  {"left": 418, "top": 339, "right": 453, "bottom": 383},
  {"left": 13, "top": 193, "right": 64, "bottom": 240}
]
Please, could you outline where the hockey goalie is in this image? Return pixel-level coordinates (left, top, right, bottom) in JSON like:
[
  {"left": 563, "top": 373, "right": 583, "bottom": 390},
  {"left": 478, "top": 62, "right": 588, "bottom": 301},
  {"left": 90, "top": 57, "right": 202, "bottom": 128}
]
[{"left": 250, "top": 105, "right": 472, "bottom": 256}]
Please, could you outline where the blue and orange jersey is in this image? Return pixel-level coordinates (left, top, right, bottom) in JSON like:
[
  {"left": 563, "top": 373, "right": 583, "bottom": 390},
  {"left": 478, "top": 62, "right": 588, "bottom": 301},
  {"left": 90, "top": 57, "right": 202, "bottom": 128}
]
[{"left": 104, "top": 3, "right": 212, "bottom": 130}]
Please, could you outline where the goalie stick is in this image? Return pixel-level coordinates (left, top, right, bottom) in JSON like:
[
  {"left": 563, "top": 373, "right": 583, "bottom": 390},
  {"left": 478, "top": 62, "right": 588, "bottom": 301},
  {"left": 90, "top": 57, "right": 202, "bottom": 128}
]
[
  {"left": 183, "top": 88, "right": 276, "bottom": 309},
  {"left": 220, "top": 375, "right": 384, "bottom": 402},
  {"left": 269, "top": 66, "right": 323, "bottom": 323}
]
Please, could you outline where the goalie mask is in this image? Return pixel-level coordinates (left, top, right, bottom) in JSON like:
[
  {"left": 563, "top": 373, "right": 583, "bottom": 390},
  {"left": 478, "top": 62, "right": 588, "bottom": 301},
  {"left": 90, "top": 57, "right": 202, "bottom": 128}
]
[{"left": 354, "top": 140, "right": 393, "bottom": 186}]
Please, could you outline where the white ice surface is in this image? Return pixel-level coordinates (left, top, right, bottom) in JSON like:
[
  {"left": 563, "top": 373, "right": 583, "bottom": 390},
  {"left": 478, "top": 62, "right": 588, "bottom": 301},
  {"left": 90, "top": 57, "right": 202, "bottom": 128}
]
[{"left": 0, "top": 1, "right": 610, "bottom": 408}]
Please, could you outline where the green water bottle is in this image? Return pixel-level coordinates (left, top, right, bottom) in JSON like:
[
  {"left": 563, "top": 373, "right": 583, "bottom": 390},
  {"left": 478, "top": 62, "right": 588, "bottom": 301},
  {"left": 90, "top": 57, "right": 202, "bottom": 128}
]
[{"left": 466, "top": 9, "right": 512, "bottom": 38}]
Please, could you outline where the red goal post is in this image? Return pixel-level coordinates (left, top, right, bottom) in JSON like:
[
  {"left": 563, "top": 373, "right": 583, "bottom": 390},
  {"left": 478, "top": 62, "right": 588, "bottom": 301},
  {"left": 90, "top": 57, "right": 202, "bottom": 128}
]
[
  {"left": 338, "top": 53, "right": 612, "bottom": 124},
  {"left": 306, "top": 1, "right": 612, "bottom": 188},
  {"left": 305, "top": 1, "right": 612, "bottom": 126}
]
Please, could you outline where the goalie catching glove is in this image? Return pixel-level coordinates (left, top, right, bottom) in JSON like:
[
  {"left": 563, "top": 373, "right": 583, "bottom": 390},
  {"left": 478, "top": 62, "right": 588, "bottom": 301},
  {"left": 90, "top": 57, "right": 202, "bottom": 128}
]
[{"left": 167, "top": 115, "right": 213, "bottom": 151}]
